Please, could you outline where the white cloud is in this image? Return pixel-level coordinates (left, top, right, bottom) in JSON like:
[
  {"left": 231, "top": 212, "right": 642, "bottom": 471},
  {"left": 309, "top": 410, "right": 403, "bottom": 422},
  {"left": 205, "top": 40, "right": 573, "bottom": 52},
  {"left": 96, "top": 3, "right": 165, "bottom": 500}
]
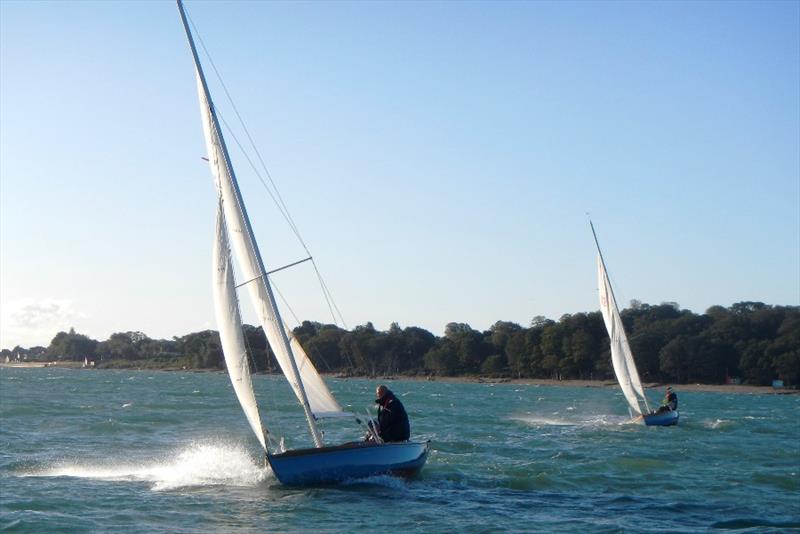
[{"left": 0, "top": 298, "right": 86, "bottom": 349}]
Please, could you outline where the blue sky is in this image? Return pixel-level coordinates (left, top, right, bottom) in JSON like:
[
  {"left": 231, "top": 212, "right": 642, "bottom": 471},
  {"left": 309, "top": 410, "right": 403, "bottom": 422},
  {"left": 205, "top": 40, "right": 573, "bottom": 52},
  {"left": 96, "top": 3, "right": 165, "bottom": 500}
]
[{"left": 1, "top": 0, "right": 798, "bottom": 349}]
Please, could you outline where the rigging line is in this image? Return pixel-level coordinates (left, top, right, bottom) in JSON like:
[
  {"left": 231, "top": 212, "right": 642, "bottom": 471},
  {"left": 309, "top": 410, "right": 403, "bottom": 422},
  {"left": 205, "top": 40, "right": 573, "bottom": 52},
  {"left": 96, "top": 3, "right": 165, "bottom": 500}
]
[
  {"left": 188, "top": 14, "right": 307, "bottom": 251},
  {"left": 216, "top": 112, "right": 295, "bottom": 228},
  {"left": 220, "top": 90, "right": 305, "bottom": 249},
  {"left": 212, "top": 92, "right": 349, "bottom": 329},
  {"left": 269, "top": 277, "right": 302, "bottom": 326},
  {"left": 215, "top": 109, "right": 348, "bottom": 329},
  {"left": 218, "top": 111, "right": 347, "bottom": 329},
  {"left": 270, "top": 278, "right": 336, "bottom": 373},
  {"left": 188, "top": 12, "right": 348, "bottom": 330},
  {"left": 312, "top": 260, "right": 348, "bottom": 329},
  {"left": 207, "top": 79, "right": 351, "bottom": 329},
  {"left": 310, "top": 259, "right": 341, "bottom": 327}
]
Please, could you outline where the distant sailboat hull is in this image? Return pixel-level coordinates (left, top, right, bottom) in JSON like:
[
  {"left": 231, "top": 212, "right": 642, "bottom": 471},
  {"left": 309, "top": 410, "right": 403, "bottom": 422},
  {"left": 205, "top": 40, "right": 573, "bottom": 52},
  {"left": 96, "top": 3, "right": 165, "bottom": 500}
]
[
  {"left": 268, "top": 441, "right": 429, "bottom": 486},
  {"left": 643, "top": 410, "right": 679, "bottom": 427}
]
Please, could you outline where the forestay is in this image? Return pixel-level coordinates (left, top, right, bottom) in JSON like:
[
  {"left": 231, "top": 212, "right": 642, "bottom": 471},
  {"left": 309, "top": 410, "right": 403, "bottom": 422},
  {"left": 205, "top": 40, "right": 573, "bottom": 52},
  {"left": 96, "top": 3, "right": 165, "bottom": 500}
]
[
  {"left": 195, "top": 74, "right": 344, "bottom": 420},
  {"left": 596, "top": 255, "right": 647, "bottom": 415},
  {"left": 213, "top": 202, "right": 268, "bottom": 450}
]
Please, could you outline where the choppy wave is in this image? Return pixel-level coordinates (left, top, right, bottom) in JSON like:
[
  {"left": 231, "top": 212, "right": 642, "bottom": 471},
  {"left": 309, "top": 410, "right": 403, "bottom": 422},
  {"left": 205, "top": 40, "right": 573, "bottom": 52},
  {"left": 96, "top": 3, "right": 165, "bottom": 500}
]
[
  {"left": 511, "top": 413, "right": 633, "bottom": 428},
  {"left": 3, "top": 369, "right": 799, "bottom": 532},
  {"left": 711, "top": 518, "right": 800, "bottom": 529},
  {"left": 514, "top": 415, "right": 575, "bottom": 426},
  {"left": 18, "top": 441, "right": 269, "bottom": 491},
  {"left": 705, "top": 418, "right": 734, "bottom": 429},
  {"left": 340, "top": 473, "right": 409, "bottom": 490}
]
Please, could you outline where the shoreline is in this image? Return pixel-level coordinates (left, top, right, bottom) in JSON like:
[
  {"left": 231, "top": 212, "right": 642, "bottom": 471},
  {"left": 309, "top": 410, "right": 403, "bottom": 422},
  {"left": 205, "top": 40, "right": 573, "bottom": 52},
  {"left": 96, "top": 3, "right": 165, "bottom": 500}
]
[
  {"left": 437, "top": 377, "right": 797, "bottom": 395},
  {"left": 330, "top": 374, "right": 799, "bottom": 395},
  {"left": 2, "top": 362, "right": 795, "bottom": 395}
]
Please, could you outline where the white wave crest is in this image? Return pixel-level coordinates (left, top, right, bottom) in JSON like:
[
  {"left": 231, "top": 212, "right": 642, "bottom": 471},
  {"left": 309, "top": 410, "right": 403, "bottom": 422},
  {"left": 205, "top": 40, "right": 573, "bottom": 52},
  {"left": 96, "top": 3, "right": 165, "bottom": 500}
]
[
  {"left": 21, "top": 441, "right": 270, "bottom": 491},
  {"left": 512, "top": 413, "right": 633, "bottom": 428},
  {"left": 706, "top": 418, "right": 733, "bottom": 429},
  {"left": 512, "top": 415, "right": 574, "bottom": 426}
]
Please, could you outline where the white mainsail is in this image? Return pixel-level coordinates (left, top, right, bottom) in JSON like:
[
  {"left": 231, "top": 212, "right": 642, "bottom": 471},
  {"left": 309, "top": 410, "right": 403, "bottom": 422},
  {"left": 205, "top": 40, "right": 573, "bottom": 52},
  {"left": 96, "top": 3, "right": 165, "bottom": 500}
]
[
  {"left": 195, "top": 74, "right": 343, "bottom": 420},
  {"left": 596, "top": 255, "right": 647, "bottom": 415},
  {"left": 213, "top": 202, "right": 268, "bottom": 450}
]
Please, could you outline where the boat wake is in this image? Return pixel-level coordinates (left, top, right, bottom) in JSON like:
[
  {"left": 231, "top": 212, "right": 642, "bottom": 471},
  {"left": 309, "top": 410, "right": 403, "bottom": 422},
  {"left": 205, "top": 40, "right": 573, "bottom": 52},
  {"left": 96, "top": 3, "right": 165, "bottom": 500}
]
[
  {"left": 19, "top": 441, "right": 270, "bottom": 491},
  {"left": 512, "top": 414, "right": 632, "bottom": 428}
]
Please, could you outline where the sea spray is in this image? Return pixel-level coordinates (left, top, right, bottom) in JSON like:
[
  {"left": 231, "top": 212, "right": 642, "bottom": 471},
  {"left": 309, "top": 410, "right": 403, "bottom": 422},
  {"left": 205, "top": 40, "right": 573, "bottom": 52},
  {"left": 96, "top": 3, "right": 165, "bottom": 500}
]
[{"left": 20, "top": 441, "right": 270, "bottom": 491}]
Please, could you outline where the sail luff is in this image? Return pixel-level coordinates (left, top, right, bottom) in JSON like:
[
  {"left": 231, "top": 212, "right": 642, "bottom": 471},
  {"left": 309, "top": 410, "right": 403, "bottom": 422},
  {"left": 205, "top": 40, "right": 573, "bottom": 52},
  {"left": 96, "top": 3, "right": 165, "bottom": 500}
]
[
  {"left": 176, "top": 0, "right": 324, "bottom": 448},
  {"left": 213, "top": 202, "right": 268, "bottom": 450},
  {"left": 590, "top": 221, "right": 650, "bottom": 414},
  {"left": 597, "top": 256, "right": 643, "bottom": 415}
]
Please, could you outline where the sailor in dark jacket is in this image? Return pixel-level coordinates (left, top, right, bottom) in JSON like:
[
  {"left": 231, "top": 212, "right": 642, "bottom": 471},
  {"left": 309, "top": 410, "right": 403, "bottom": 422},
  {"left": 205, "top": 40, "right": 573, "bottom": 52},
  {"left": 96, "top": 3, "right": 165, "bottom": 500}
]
[
  {"left": 656, "top": 386, "right": 678, "bottom": 413},
  {"left": 374, "top": 384, "right": 410, "bottom": 442}
]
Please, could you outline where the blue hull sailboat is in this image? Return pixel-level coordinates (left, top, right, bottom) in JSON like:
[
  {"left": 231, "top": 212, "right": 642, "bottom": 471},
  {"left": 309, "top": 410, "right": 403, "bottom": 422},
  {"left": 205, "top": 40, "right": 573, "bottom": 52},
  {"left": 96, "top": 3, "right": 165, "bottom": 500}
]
[
  {"left": 591, "top": 221, "right": 679, "bottom": 427},
  {"left": 268, "top": 441, "right": 429, "bottom": 486},
  {"left": 177, "top": 0, "right": 429, "bottom": 485},
  {"left": 643, "top": 409, "right": 679, "bottom": 427}
]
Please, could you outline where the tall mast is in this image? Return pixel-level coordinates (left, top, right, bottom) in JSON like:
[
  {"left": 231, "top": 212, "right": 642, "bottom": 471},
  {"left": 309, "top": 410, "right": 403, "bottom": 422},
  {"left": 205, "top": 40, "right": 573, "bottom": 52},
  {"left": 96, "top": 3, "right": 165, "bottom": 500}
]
[
  {"left": 176, "top": 0, "right": 324, "bottom": 448},
  {"left": 589, "top": 219, "right": 619, "bottom": 310}
]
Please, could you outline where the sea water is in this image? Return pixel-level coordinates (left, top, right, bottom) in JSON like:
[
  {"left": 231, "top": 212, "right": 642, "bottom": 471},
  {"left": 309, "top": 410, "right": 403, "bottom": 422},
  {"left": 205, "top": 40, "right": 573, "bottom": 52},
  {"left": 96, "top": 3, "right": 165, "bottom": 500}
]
[{"left": 1, "top": 368, "right": 798, "bottom": 532}]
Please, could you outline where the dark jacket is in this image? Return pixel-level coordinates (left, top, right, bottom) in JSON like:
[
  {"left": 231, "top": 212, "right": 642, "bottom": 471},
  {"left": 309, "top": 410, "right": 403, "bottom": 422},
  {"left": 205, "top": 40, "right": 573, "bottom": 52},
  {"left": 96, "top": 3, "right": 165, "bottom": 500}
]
[
  {"left": 376, "top": 390, "right": 410, "bottom": 442},
  {"left": 666, "top": 391, "right": 678, "bottom": 411}
]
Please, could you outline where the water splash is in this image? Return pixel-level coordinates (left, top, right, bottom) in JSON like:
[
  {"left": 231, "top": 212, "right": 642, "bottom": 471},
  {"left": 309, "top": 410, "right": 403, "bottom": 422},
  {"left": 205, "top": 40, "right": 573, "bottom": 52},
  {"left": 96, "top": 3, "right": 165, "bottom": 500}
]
[
  {"left": 19, "top": 441, "right": 270, "bottom": 491},
  {"left": 706, "top": 418, "right": 733, "bottom": 429}
]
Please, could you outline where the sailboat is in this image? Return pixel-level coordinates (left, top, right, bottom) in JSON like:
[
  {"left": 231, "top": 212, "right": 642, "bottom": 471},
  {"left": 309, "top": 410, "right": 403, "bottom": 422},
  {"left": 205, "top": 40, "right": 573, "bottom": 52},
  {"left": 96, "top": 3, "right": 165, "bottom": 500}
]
[
  {"left": 590, "top": 221, "right": 679, "bottom": 427},
  {"left": 177, "top": 0, "right": 429, "bottom": 484}
]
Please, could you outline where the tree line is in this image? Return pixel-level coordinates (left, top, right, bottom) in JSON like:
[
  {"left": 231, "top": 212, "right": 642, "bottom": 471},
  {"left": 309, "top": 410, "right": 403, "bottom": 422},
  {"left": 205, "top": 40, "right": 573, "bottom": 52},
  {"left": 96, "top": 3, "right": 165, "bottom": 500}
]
[{"left": 3, "top": 301, "right": 798, "bottom": 387}]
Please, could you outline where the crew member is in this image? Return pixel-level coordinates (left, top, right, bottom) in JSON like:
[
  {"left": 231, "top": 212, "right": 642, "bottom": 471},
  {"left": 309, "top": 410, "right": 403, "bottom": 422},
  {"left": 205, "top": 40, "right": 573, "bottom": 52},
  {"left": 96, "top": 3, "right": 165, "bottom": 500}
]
[
  {"left": 656, "top": 386, "right": 678, "bottom": 413},
  {"left": 370, "top": 384, "right": 410, "bottom": 442}
]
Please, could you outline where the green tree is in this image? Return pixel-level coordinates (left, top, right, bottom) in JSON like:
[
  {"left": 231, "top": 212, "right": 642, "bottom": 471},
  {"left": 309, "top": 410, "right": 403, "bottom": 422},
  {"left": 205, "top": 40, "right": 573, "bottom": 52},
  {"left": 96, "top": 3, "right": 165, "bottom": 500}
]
[
  {"left": 177, "top": 330, "right": 223, "bottom": 369},
  {"left": 506, "top": 330, "right": 530, "bottom": 378},
  {"left": 98, "top": 332, "right": 139, "bottom": 360},
  {"left": 423, "top": 339, "right": 459, "bottom": 375},
  {"left": 300, "top": 324, "right": 347, "bottom": 372},
  {"left": 481, "top": 354, "right": 507, "bottom": 375},
  {"left": 339, "top": 323, "right": 381, "bottom": 375},
  {"left": 47, "top": 328, "right": 98, "bottom": 361}
]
